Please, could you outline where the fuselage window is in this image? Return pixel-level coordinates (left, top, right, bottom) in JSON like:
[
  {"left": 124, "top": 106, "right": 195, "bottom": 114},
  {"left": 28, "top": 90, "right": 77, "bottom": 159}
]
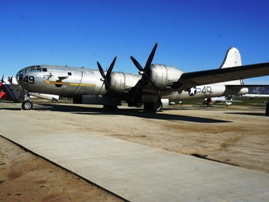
[
  {"left": 68, "top": 72, "right": 72, "bottom": 76},
  {"left": 42, "top": 68, "right": 47, "bottom": 72},
  {"left": 31, "top": 67, "right": 36, "bottom": 72},
  {"left": 36, "top": 67, "right": 41, "bottom": 72}
]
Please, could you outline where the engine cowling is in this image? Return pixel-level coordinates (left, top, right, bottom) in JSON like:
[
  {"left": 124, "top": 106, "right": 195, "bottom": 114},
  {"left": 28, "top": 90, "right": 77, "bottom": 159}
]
[
  {"left": 109, "top": 72, "right": 141, "bottom": 93},
  {"left": 149, "top": 64, "right": 183, "bottom": 89}
]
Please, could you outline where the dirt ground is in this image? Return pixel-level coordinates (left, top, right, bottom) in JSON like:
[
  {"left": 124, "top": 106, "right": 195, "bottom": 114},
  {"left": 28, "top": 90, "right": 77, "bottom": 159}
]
[
  {"left": 0, "top": 137, "right": 125, "bottom": 202},
  {"left": 0, "top": 102, "right": 269, "bottom": 201}
]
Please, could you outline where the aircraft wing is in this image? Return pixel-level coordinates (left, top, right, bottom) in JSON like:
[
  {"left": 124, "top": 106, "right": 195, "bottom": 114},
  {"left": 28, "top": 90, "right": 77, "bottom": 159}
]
[{"left": 178, "top": 62, "right": 269, "bottom": 89}]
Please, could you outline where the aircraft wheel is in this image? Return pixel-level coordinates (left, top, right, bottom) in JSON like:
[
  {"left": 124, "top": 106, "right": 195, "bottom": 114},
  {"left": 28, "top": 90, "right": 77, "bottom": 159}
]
[
  {"left": 154, "top": 101, "right": 163, "bottom": 112},
  {"left": 22, "top": 100, "right": 33, "bottom": 110},
  {"left": 144, "top": 101, "right": 162, "bottom": 112}
]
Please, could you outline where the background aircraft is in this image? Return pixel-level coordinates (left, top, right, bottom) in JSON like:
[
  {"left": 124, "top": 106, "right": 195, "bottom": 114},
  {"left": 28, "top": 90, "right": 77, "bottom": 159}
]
[
  {"left": 203, "top": 96, "right": 241, "bottom": 107},
  {"left": 16, "top": 43, "right": 269, "bottom": 112},
  {"left": 1, "top": 75, "right": 22, "bottom": 101},
  {"left": 203, "top": 93, "right": 269, "bottom": 107}
]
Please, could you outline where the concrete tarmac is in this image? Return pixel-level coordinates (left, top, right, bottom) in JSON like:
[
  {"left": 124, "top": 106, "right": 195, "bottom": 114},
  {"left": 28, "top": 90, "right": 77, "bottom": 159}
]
[{"left": 1, "top": 106, "right": 269, "bottom": 201}]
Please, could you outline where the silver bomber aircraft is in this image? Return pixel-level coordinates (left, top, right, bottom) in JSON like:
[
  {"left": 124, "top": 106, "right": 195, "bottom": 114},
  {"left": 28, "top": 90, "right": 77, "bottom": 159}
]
[{"left": 16, "top": 43, "right": 269, "bottom": 112}]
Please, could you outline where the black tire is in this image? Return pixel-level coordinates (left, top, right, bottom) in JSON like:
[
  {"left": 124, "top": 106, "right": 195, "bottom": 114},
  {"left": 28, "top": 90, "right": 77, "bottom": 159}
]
[
  {"left": 22, "top": 100, "right": 33, "bottom": 110},
  {"left": 103, "top": 105, "right": 118, "bottom": 110},
  {"left": 144, "top": 101, "right": 162, "bottom": 112}
]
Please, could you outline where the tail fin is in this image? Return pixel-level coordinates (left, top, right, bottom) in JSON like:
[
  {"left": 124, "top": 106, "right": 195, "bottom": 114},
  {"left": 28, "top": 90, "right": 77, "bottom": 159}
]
[
  {"left": 220, "top": 47, "right": 243, "bottom": 85},
  {"left": 219, "top": 47, "right": 242, "bottom": 69}
]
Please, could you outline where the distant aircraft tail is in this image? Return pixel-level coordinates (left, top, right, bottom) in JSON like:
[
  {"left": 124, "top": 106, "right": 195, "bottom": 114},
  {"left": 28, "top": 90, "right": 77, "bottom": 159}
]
[{"left": 220, "top": 47, "right": 243, "bottom": 85}]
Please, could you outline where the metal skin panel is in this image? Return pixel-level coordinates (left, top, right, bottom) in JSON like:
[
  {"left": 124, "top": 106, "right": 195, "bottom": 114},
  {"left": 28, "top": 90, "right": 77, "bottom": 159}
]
[{"left": 109, "top": 72, "right": 141, "bottom": 93}]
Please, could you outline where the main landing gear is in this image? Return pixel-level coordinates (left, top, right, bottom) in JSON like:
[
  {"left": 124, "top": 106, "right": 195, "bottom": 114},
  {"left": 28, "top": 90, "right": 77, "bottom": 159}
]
[{"left": 144, "top": 100, "right": 163, "bottom": 112}]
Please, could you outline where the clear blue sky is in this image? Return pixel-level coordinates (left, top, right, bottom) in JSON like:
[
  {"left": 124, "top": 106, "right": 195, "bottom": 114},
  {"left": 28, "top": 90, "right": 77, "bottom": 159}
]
[{"left": 1, "top": 0, "right": 269, "bottom": 84}]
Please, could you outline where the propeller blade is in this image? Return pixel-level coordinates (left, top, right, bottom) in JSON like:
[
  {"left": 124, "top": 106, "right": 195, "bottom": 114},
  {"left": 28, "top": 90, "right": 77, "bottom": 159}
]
[
  {"left": 1, "top": 75, "right": 4, "bottom": 83},
  {"left": 97, "top": 57, "right": 117, "bottom": 91},
  {"left": 97, "top": 61, "right": 106, "bottom": 79},
  {"left": 144, "top": 42, "right": 158, "bottom": 71},
  {"left": 106, "top": 56, "right": 117, "bottom": 78},
  {"left": 130, "top": 42, "right": 158, "bottom": 75},
  {"left": 130, "top": 43, "right": 159, "bottom": 87},
  {"left": 130, "top": 56, "right": 144, "bottom": 72}
]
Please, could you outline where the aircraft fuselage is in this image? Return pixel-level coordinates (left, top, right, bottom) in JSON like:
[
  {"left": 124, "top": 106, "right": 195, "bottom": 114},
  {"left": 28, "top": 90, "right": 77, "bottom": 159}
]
[
  {"left": 16, "top": 65, "right": 248, "bottom": 103},
  {"left": 17, "top": 65, "right": 108, "bottom": 96}
]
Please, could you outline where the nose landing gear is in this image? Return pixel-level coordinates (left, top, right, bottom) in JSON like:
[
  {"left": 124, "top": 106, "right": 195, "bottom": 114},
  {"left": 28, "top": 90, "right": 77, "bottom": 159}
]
[
  {"left": 21, "top": 92, "right": 33, "bottom": 110},
  {"left": 22, "top": 100, "right": 33, "bottom": 110}
]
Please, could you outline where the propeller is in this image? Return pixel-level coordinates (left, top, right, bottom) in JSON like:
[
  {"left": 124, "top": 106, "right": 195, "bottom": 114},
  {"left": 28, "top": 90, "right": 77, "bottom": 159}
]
[
  {"left": 97, "top": 56, "right": 117, "bottom": 92},
  {"left": 1, "top": 75, "right": 4, "bottom": 83},
  {"left": 8, "top": 76, "right": 13, "bottom": 84},
  {"left": 130, "top": 43, "right": 158, "bottom": 82}
]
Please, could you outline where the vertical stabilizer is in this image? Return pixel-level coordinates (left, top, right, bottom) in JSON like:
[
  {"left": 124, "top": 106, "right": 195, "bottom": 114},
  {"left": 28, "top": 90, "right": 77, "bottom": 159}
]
[
  {"left": 219, "top": 47, "right": 243, "bottom": 85},
  {"left": 219, "top": 47, "right": 242, "bottom": 69}
]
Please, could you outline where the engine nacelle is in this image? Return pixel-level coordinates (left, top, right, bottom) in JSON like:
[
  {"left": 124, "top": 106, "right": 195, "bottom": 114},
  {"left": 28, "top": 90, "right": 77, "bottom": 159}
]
[
  {"left": 150, "top": 64, "right": 183, "bottom": 89},
  {"left": 109, "top": 72, "right": 141, "bottom": 93}
]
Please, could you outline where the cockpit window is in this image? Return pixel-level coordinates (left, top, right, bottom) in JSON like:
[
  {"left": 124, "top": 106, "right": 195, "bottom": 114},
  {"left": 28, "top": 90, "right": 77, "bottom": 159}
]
[{"left": 23, "top": 66, "right": 48, "bottom": 73}]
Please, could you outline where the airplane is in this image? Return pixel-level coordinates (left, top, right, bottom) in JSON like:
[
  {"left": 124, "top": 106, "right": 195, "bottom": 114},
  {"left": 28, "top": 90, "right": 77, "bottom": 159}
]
[
  {"left": 1, "top": 75, "right": 22, "bottom": 102},
  {"left": 203, "top": 96, "right": 241, "bottom": 107},
  {"left": 1, "top": 75, "right": 59, "bottom": 108},
  {"left": 15, "top": 43, "right": 269, "bottom": 113}
]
